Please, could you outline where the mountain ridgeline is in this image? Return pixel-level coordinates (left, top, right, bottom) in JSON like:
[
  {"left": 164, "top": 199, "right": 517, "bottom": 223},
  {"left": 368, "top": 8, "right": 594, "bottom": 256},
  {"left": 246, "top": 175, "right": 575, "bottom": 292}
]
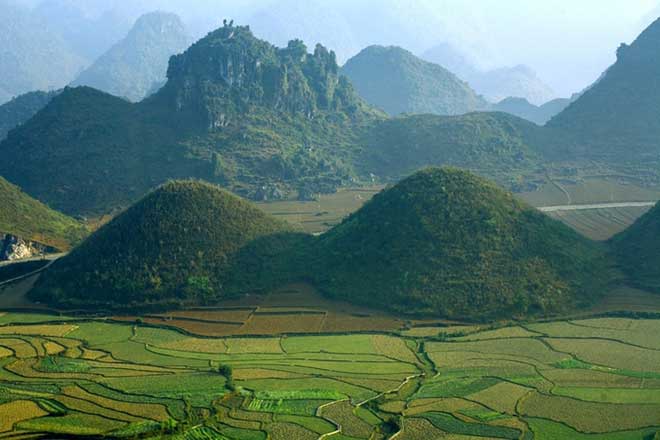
[
  {"left": 342, "top": 45, "right": 489, "bottom": 116},
  {"left": 0, "top": 23, "right": 378, "bottom": 215},
  {"left": 0, "top": 22, "right": 546, "bottom": 217},
  {"left": 548, "top": 18, "right": 660, "bottom": 160},
  {"left": 32, "top": 169, "right": 611, "bottom": 320}
]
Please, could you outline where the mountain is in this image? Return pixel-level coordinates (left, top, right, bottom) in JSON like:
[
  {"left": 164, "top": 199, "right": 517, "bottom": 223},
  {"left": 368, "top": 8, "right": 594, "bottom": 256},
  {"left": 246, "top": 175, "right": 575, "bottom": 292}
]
[
  {"left": 357, "top": 112, "right": 546, "bottom": 182},
  {"left": 0, "top": 176, "right": 86, "bottom": 253},
  {"left": 0, "top": 90, "right": 60, "bottom": 141},
  {"left": 30, "top": 180, "right": 292, "bottom": 309},
  {"left": 548, "top": 18, "right": 660, "bottom": 160},
  {"left": 71, "top": 11, "right": 190, "bottom": 102},
  {"left": 492, "top": 97, "right": 572, "bottom": 126},
  {"left": 422, "top": 44, "right": 556, "bottom": 105},
  {"left": 311, "top": 168, "right": 610, "bottom": 320},
  {"left": 0, "top": 0, "right": 87, "bottom": 104},
  {"left": 473, "top": 65, "right": 556, "bottom": 105},
  {"left": 611, "top": 202, "right": 660, "bottom": 293},
  {"left": 341, "top": 45, "right": 489, "bottom": 116},
  {"left": 0, "top": 23, "right": 378, "bottom": 215}
]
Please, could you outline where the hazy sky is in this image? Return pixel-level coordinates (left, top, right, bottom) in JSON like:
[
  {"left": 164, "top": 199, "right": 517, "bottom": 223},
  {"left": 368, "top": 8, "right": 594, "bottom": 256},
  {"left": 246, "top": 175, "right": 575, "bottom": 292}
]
[{"left": 13, "top": 0, "right": 660, "bottom": 97}]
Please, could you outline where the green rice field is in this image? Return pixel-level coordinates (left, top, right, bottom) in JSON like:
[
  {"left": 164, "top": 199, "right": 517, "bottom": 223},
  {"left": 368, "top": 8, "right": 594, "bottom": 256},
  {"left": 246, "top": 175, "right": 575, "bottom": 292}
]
[{"left": 0, "top": 312, "right": 658, "bottom": 439}]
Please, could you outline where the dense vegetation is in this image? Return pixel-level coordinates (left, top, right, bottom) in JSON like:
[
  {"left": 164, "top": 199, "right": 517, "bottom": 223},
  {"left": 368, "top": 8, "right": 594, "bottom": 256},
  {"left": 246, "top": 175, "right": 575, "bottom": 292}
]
[
  {"left": 0, "top": 90, "right": 60, "bottom": 141},
  {"left": 312, "top": 168, "right": 611, "bottom": 320},
  {"left": 357, "top": 112, "right": 545, "bottom": 183},
  {"left": 341, "top": 45, "right": 489, "bottom": 116},
  {"left": 0, "top": 23, "right": 381, "bottom": 215},
  {"left": 548, "top": 18, "right": 660, "bottom": 160},
  {"left": 611, "top": 202, "right": 660, "bottom": 292},
  {"left": 0, "top": 176, "right": 86, "bottom": 251},
  {"left": 30, "top": 180, "right": 292, "bottom": 309},
  {"left": 71, "top": 12, "right": 190, "bottom": 102}
]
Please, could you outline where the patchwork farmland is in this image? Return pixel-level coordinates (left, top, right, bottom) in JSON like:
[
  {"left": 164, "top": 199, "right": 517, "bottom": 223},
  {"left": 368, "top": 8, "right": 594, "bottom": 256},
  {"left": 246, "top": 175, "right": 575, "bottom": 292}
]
[{"left": 0, "top": 307, "right": 658, "bottom": 439}]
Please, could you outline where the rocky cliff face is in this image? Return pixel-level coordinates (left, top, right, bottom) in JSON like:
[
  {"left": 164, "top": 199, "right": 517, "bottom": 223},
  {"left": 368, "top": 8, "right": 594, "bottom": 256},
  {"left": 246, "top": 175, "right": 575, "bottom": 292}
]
[
  {"left": 160, "top": 23, "right": 363, "bottom": 130},
  {"left": 0, "top": 234, "right": 53, "bottom": 261}
]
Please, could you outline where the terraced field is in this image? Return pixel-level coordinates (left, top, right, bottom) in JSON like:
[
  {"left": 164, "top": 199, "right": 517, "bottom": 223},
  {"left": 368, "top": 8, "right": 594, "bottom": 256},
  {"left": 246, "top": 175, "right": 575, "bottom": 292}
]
[
  {"left": 0, "top": 311, "right": 658, "bottom": 439},
  {"left": 544, "top": 205, "right": 652, "bottom": 241}
]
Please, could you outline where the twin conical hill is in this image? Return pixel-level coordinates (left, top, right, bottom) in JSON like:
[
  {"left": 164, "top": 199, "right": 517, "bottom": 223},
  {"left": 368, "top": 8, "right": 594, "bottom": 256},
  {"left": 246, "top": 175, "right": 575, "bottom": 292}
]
[
  {"left": 611, "top": 202, "right": 660, "bottom": 293},
  {"left": 311, "top": 168, "right": 610, "bottom": 320},
  {"left": 30, "top": 180, "right": 292, "bottom": 309}
]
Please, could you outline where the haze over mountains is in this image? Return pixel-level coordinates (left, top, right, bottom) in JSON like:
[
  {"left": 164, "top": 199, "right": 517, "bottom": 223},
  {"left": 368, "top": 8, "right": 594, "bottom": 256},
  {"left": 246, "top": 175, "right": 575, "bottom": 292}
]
[
  {"left": 422, "top": 44, "right": 556, "bottom": 106},
  {"left": 71, "top": 11, "right": 190, "bottom": 102},
  {"left": 342, "top": 45, "right": 489, "bottom": 116}
]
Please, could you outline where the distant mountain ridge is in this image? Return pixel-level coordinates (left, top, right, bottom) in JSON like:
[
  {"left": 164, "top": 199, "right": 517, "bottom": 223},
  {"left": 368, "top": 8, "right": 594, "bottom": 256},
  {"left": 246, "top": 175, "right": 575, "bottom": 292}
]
[
  {"left": 0, "top": 0, "right": 87, "bottom": 104},
  {"left": 422, "top": 43, "right": 556, "bottom": 105},
  {"left": 71, "top": 11, "right": 190, "bottom": 102},
  {"left": 492, "top": 96, "right": 574, "bottom": 126},
  {"left": 342, "top": 45, "right": 489, "bottom": 116}
]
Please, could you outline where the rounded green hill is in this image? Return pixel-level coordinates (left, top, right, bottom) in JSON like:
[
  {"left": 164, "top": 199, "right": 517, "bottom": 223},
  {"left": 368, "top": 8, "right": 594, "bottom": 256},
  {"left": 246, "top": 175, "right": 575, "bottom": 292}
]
[
  {"left": 30, "top": 180, "right": 292, "bottom": 309},
  {"left": 312, "top": 167, "right": 611, "bottom": 320},
  {"left": 611, "top": 201, "right": 660, "bottom": 293}
]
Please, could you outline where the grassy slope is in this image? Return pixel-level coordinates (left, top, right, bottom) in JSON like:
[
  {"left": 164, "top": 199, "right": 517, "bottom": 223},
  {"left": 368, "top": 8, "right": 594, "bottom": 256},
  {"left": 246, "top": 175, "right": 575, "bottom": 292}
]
[
  {"left": 611, "top": 202, "right": 660, "bottom": 292},
  {"left": 312, "top": 168, "right": 611, "bottom": 321},
  {"left": 358, "top": 112, "right": 548, "bottom": 182},
  {"left": 30, "top": 180, "right": 293, "bottom": 309},
  {"left": 0, "top": 176, "right": 86, "bottom": 251}
]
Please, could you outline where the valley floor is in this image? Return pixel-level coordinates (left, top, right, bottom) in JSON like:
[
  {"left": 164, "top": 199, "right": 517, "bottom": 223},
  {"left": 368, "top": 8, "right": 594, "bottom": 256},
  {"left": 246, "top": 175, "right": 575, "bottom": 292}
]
[{"left": 0, "top": 282, "right": 659, "bottom": 439}]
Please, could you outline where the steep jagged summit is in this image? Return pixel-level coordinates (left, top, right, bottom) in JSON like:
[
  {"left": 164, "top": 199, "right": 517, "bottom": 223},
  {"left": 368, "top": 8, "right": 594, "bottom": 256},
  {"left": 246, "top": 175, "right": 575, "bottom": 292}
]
[
  {"left": 342, "top": 45, "right": 489, "bottom": 116},
  {"left": 548, "top": 18, "right": 660, "bottom": 158},
  {"left": 30, "top": 180, "right": 292, "bottom": 309},
  {"left": 157, "top": 21, "right": 369, "bottom": 130},
  {"left": 312, "top": 167, "right": 610, "bottom": 320},
  {"left": 611, "top": 202, "right": 660, "bottom": 293},
  {"left": 0, "top": 22, "right": 377, "bottom": 215}
]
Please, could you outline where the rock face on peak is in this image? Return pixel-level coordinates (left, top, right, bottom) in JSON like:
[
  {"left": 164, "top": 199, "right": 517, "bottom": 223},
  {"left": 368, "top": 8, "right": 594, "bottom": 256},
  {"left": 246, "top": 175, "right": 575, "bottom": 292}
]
[
  {"left": 0, "top": 24, "right": 378, "bottom": 215},
  {"left": 71, "top": 11, "right": 190, "bottom": 102},
  {"left": 311, "top": 168, "right": 610, "bottom": 320},
  {"left": 341, "top": 45, "right": 489, "bottom": 116},
  {"left": 160, "top": 24, "right": 365, "bottom": 130},
  {"left": 548, "top": 18, "right": 660, "bottom": 159},
  {"left": 30, "top": 180, "right": 293, "bottom": 309}
]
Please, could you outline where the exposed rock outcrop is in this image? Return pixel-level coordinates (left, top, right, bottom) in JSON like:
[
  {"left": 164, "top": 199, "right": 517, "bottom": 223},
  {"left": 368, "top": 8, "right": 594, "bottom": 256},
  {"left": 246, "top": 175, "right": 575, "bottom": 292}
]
[{"left": 0, "top": 234, "right": 52, "bottom": 261}]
